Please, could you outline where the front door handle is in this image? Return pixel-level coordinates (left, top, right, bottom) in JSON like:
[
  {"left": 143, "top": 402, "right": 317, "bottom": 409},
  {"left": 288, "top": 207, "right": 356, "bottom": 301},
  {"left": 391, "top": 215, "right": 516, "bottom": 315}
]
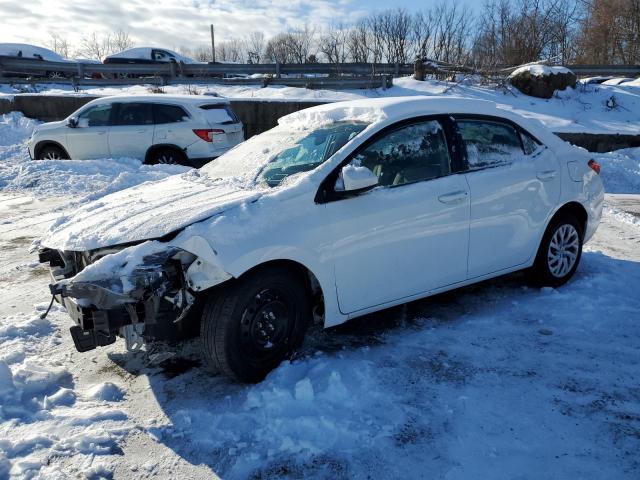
[
  {"left": 537, "top": 169, "right": 557, "bottom": 181},
  {"left": 438, "top": 190, "right": 468, "bottom": 204}
]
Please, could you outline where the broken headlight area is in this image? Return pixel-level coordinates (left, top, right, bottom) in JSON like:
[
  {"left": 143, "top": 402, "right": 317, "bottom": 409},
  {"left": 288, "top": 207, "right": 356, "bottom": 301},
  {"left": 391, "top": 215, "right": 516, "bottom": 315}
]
[{"left": 40, "top": 246, "right": 201, "bottom": 353}]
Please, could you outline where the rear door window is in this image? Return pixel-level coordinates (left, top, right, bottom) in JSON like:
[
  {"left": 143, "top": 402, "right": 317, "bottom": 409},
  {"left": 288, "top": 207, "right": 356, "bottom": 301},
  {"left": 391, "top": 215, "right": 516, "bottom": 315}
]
[
  {"left": 113, "top": 103, "right": 154, "bottom": 126},
  {"left": 456, "top": 119, "right": 523, "bottom": 169},
  {"left": 200, "top": 104, "right": 238, "bottom": 125},
  {"left": 154, "top": 104, "right": 189, "bottom": 124}
]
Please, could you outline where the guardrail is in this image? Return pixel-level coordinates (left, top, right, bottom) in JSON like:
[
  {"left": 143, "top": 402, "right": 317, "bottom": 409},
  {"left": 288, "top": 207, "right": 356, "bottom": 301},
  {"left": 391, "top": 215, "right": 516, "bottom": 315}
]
[{"left": 0, "top": 56, "right": 637, "bottom": 89}]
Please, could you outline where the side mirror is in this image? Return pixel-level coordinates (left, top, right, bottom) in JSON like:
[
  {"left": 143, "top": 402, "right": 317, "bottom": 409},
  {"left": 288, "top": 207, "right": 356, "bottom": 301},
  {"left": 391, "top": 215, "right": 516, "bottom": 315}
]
[
  {"left": 67, "top": 117, "right": 78, "bottom": 128},
  {"left": 335, "top": 165, "right": 378, "bottom": 193}
]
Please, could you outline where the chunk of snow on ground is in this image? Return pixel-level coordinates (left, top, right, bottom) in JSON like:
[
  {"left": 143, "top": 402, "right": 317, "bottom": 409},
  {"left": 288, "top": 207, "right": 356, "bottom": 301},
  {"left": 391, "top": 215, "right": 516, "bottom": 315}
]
[{"left": 86, "top": 382, "right": 125, "bottom": 402}]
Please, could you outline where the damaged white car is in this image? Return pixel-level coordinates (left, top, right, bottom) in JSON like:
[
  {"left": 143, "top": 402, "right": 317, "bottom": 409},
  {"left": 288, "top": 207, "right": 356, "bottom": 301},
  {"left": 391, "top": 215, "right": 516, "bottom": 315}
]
[{"left": 38, "top": 97, "right": 604, "bottom": 382}]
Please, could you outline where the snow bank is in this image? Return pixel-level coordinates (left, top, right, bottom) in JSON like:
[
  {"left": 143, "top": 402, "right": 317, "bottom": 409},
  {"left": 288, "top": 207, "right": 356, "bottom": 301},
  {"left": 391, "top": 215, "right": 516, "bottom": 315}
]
[
  {"left": 0, "top": 112, "right": 189, "bottom": 212},
  {"left": 595, "top": 147, "right": 640, "bottom": 194}
]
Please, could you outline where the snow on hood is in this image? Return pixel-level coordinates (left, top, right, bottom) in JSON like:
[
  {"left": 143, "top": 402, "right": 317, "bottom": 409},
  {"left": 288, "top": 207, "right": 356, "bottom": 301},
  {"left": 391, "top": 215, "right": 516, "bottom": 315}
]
[{"left": 43, "top": 170, "right": 261, "bottom": 251}]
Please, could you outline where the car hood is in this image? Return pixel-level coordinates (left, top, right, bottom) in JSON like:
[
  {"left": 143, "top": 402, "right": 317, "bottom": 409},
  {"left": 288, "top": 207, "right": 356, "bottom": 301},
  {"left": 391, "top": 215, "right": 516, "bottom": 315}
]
[
  {"left": 35, "top": 120, "right": 67, "bottom": 133},
  {"left": 43, "top": 172, "right": 262, "bottom": 251}
]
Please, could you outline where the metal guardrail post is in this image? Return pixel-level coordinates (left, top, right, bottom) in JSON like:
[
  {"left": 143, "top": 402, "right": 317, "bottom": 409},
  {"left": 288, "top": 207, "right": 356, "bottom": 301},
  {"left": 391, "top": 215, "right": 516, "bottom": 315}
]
[{"left": 275, "top": 62, "right": 281, "bottom": 79}]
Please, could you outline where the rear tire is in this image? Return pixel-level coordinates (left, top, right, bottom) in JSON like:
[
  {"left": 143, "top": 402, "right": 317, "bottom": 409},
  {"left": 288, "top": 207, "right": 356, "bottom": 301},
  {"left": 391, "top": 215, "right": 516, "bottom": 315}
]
[
  {"left": 529, "top": 214, "right": 584, "bottom": 287},
  {"left": 200, "top": 267, "right": 310, "bottom": 383},
  {"left": 146, "top": 147, "right": 187, "bottom": 166},
  {"left": 38, "top": 144, "right": 68, "bottom": 160}
]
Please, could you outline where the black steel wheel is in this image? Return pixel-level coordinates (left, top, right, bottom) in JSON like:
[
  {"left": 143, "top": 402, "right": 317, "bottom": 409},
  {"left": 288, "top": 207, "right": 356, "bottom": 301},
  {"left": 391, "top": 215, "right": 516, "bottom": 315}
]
[{"left": 200, "top": 266, "right": 310, "bottom": 383}]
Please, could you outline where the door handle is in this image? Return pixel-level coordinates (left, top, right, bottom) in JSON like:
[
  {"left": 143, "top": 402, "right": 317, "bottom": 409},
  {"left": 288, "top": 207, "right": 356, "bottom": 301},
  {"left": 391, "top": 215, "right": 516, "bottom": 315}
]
[
  {"left": 537, "top": 169, "right": 557, "bottom": 181},
  {"left": 136, "top": 129, "right": 147, "bottom": 133},
  {"left": 96, "top": 131, "right": 106, "bottom": 135},
  {"left": 438, "top": 190, "right": 468, "bottom": 204}
]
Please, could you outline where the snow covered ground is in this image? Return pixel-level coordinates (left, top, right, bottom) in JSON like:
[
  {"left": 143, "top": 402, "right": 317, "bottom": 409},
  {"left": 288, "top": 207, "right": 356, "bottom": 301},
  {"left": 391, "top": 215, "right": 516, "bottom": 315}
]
[
  {"left": 0, "top": 112, "right": 639, "bottom": 479},
  {"left": 2, "top": 75, "right": 640, "bottom": 135}
]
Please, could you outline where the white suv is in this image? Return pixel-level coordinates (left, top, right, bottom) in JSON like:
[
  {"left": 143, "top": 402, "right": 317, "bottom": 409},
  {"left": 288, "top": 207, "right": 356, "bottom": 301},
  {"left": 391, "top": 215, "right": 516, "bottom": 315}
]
[
  {"left": 39, "top": 97, "right": 604, "bottom": 383},
  {"left": 28, "top": 95, "right": 244, "bottom": 167}
]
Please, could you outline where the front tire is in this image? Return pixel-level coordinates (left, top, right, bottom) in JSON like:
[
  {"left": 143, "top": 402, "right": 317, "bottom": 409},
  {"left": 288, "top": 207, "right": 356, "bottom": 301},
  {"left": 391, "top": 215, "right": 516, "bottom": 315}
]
[
  {"left": 200, "top": 267, "right": 310, "bottom": 383},
  {"left": 38, "top": 144, "right": 69, "bottom": 160},
  {"left": 530, "top": 214, "right": 583, "bottom": 287}
]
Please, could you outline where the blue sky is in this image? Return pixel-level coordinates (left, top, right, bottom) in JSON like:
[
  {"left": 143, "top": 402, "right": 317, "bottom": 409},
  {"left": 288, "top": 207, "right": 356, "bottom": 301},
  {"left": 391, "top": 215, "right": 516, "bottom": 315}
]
[{"left": 0, "top": 0, "right": 479, "bottom": 55}]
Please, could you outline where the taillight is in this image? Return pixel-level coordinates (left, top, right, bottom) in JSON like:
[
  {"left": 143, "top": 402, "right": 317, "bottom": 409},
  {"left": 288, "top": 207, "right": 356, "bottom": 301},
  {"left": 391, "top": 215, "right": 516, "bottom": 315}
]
[
  {"left": 588, "top": 159, "right": 601, "bottom": 175},
  {"left": 193, "top": 129, "right": 225, "bottom": 142}
]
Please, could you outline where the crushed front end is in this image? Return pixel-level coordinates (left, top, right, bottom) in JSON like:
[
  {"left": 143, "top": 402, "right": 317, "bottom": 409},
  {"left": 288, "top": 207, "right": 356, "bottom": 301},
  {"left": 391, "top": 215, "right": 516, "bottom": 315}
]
[{"left": 38, "top": 245, "right": 206, "bottom": 353}]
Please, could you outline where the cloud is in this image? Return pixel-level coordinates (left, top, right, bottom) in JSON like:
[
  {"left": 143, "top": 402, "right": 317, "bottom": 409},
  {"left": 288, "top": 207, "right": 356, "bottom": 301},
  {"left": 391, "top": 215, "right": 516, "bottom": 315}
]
[{"left": 0, "top": 0, "right": 368, "bottom": 55}]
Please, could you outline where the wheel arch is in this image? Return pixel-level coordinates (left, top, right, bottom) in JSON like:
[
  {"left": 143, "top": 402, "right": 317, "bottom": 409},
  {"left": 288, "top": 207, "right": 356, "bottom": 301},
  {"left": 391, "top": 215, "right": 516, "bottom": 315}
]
[
  {"left": 34, "top": 140, "right": 70, "bottom": 159},
  {"left": 238, "top": 259, "right": 325, "bottom": 311},
  {"left": 549, "top": 201, "right": 588, "bottom": 236},
  {"left": 144, "top": 143, "right": 187, "bottom": 164}
]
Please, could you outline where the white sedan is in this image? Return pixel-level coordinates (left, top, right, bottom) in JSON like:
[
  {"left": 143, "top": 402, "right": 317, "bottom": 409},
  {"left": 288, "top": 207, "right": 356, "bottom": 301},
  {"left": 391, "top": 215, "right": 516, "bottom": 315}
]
[{"left": 38, "top": 97, "right": 604, "bottom": 382}]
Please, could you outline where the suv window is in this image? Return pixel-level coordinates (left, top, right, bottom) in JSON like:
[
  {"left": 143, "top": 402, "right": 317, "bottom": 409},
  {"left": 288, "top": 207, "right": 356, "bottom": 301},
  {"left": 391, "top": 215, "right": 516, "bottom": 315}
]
[
  {"left": 457, "top": 119, "right": 523, "bottom": 169},
  {"left": 113, "top": 103, "right": 154, "bottom": 126},
  {"left": 348, "top": 120, "right": 451, "bottom": 187},
  {"left": 154, "top": 104, "right": 189, "bottom": 124},
  {"left": 78, "top": 104, "right": 112, "bottom": 127},
  {"left": 200, "top": 104, "right": 238, "bottom": 124}
]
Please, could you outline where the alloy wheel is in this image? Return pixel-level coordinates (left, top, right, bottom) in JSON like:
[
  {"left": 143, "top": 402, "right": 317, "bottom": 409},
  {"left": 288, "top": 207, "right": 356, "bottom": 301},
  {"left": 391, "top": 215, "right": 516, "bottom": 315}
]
[{"left": 547, "top": 224, "right": 580, "bottom": 278}]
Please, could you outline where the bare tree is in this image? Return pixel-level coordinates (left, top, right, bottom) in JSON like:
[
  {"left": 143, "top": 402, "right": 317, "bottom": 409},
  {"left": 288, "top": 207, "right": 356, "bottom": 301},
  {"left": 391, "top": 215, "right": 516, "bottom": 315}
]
[
  {"left": 320, "top": 25, "right": 348, "bottom": 64},
  {"left": 77, "top": 30, "right": 134, "bottom": 60},
  {"left": 346, "top": 20, "right": 371, "bottom": 62},
  {"left": 216, "top": 38, "right": 245, "bottom": 63},
  {"left": 48, "top": 33, "right": 70, "bottom": 58},
  {"left": 246, "top": 32, "right": 265, "bottom": 64}
]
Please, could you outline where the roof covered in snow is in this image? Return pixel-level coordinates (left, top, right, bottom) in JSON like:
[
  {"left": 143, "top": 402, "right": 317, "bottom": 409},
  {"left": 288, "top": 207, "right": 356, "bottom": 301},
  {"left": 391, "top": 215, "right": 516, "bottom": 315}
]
[
  {"left": 0, "top": 43, "right": 66, "bottom": 62},
  {"left": 278, "top": 96, "right": 563, "bottom": 145},
  {"left": 83, "top": 94, "right": 230, "bottom": 107},
  {"left": 104, "top": 47, "right": 196, "bottom": 64}
]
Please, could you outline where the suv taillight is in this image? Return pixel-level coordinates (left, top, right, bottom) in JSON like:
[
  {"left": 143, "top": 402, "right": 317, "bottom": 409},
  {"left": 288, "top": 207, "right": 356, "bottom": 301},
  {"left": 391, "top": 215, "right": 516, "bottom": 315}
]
[
  {"left": 588, "top": 159, "right": 601, "bottom": 175},
  {"left": 193, "top": 129, "right": 225, "bottom": 142}
]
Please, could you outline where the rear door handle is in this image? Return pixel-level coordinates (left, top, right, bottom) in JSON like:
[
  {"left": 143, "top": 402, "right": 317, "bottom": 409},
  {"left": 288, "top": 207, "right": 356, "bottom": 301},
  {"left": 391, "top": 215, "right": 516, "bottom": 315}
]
[
  {"left": 537, "top": 169, "right": 557, "bottom": 181},
  {"left": 438, "top": 190, "right": 468, "bottom": 204}
]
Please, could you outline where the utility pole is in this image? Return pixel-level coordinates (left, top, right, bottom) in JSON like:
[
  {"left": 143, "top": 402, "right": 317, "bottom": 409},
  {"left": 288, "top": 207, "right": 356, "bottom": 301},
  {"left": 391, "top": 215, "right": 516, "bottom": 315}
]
[{"left": 210, "top": 24, "right": 215, "bottom": 63}]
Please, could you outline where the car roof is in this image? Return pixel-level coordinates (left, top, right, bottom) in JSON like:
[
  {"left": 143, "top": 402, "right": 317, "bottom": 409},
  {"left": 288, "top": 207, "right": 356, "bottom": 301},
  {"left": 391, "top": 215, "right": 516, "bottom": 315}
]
[
  {"left": 86, "top": 94, "right": 230, "bottom": 107},
  {"left": 279, "top": 96, "right": 564, "bottom": 147}
]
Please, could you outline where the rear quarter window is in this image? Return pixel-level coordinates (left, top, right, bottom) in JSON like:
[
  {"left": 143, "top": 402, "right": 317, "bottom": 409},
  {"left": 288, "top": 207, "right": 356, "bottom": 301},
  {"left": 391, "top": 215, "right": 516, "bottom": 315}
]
[
  {"left": 154, "top": 104, "right": 189, "bottom": 124},
  {"left": 199, "top": 104, "right": 238, "bottom": 124}
]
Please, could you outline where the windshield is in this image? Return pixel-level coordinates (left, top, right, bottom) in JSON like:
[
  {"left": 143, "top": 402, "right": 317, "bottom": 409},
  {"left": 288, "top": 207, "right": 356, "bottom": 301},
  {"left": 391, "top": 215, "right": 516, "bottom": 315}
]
[{"left": 200, "top": 122, "right": 368, "bottom": 188}]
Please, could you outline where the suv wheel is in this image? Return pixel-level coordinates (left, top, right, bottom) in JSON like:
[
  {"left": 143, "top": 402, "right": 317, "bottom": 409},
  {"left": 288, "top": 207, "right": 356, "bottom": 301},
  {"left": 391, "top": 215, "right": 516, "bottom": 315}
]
[
  {"left": 530, "top": 214, "right": 583, "bottom": 287},
  {"left": 200, "top": 266, "right": 310, "bottom": 383},
  {"left": 38, "top": 145, "right": 68, "bottom": 160},
  {"left": 146, "top": 147, "right": 186, "bottom": 166}
]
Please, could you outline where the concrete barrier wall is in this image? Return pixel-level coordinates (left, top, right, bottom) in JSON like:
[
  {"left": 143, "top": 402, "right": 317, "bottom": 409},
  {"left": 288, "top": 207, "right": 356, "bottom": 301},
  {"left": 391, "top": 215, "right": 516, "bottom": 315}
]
[{"left": 2, "top": 94, "right": 638, "bottom": 152}]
